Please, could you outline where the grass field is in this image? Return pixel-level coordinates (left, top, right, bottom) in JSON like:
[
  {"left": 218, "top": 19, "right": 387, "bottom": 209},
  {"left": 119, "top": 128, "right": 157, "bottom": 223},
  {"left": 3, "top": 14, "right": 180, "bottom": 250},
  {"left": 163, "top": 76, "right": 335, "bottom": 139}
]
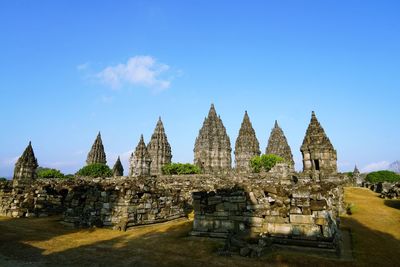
[{"left": 0, "top": 187, "right": 398, "bottom": 266}]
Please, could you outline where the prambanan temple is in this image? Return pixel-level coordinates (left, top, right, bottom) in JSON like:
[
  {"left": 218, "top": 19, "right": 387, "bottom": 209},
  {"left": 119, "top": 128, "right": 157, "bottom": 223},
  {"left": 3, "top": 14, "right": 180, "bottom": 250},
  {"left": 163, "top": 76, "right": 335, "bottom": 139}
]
[{"left": 1, "top": 104, "right": 347, "bottom": 257}]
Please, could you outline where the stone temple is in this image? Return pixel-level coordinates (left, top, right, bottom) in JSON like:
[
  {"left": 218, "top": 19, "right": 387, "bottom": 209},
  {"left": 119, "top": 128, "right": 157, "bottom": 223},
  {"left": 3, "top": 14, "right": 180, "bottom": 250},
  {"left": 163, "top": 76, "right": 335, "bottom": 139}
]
[
  {"left": 147, "top": 117, "right": 172, "bottom": 176},
  {"left": 266, "top": 120, "right": 295, "bottom": 168},
  {"left": 86, "top": 132, "right": 107, "bottom": 165},
  {"left": 301, "top": 111, "right": 337, "bottom": 177},
  {"left": 194, "top": 104, "right": 232, "bottom": 173},
  {"left": 129, "top": 135, "right": 152, "bottom": 177},
  {"left": 13, "top": 141, "right": 38, "bottom": 187},
  {"left": 2, "top": 105, "right": 349, "bottom": 257},
  {"left": 112, "top": 156, "right": 124, "bottom": 177},
  {"left": 234, "top": 111, "right": 261, "bottom": 172}
]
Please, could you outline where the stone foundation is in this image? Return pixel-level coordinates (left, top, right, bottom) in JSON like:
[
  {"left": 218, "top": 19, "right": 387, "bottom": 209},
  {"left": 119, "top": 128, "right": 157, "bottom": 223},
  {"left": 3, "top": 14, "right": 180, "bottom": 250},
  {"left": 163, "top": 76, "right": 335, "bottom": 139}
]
[
  {"left": 0, "top": 172, "right": 346, "bottom": 243},
  {"left": 190, "top": 180, "right": 343, "bottom": 245}
]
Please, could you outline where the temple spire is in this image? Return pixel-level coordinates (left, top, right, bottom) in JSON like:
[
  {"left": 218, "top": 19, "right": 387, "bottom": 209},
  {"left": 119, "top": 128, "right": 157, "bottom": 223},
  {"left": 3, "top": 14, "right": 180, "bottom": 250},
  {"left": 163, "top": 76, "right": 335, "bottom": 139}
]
[
  {"left": 86, "top": 132, "right": 107, "bottom": 165},
  {"left": 129, "top": 135, "right": 152, "bottom": 177},
  {"left": 147, "top": 117, "right": 172, "bottom": 176},
  {"left": 234, "top": 111, "right": 260, "bottom": 172},
  {"left": 112, "top": 156, "right": 124, "bottom": 177},
  {"left": 13, "top": 142, "right": 38, "bottom": 187},
  {"left": 194, "top": 104, "right": 232, "bottom": 173},
  {"left": 300, "top": 111, "right": 337, "bottom": 175},
  {"left": 266, "top": 120, "right": 294, "bottom": 168}
]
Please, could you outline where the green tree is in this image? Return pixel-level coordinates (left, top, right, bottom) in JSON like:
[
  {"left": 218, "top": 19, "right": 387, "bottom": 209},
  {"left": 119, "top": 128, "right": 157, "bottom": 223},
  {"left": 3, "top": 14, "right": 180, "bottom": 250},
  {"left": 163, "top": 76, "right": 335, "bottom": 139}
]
[
  {"left": 76, "top": 163, "right": 113, "bottom": 178},
  {"left": 161, "top": 163, "right": 201, "bottom": 175},
  {"left": 36, "top": 167, "right": 65, "bottom": 178},
  {"left": 366, "top": 170, "right": 400, "bottom": 183},
  {"left": 250, "top": 154, "right": 284, "bottom": 173}
]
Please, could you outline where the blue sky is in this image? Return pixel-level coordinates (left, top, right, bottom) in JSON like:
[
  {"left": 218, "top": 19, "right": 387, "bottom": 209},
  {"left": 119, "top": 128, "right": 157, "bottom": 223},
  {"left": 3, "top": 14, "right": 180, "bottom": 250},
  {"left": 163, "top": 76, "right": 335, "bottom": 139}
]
[{"left": 1, "top": 1, "right": 399, "bottom": 177}]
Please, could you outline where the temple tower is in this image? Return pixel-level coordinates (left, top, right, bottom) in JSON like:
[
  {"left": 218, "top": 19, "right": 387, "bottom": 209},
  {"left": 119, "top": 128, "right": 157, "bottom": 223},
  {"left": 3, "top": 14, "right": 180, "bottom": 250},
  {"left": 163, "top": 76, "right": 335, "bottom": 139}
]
[
  {"left": 129, "top": 135, "right": 152, "bottom": 177},
  {"left": 112, "top": 156, "right": 124, "bottom": 177},
  {"left": 13, "top": 142, "right": 38, "bottom": 187},
  {"left": 86, "top": 132, "right": 107, "bottom": 165},
  {"left": 234, "top": 111, "right": 260, "bottom": 172},
  {"left": 300, "top": 111, "right": 337, "bottom": 176},
  {"left": 266, "top": 120, "right": 295, "bottom": 168},
  {"left": 353, "top": 165, "right": 362, "bottom": 186},
  {"left": 194, "top": 104, "right": 232, "bottom": 173},
  {"left": 147, "top": 117, "right": 172, "bottom": 176}
]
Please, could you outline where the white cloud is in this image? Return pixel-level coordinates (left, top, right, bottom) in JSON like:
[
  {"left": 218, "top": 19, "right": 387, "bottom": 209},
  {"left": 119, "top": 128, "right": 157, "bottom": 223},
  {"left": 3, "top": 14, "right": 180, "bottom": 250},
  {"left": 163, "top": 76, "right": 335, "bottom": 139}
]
[
  {"left": 361, "top": 161, "right": 390, "bottom": 173},
  {"left": 96, "top": 56, "right": 172, "bottom": 91}
]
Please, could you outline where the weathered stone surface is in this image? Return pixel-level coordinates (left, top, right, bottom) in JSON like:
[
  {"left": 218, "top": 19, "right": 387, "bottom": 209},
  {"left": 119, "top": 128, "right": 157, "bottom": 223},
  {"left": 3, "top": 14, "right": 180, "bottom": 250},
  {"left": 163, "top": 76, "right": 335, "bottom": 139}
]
[
  {"left": 300, "top": 112, "right": 337, "bottom": 176},
  {"left": 266, "top": 121, "right": 294, "bottom": 168},
  {"left": 147, "top": 117, "right": 172, "bottom": 176},
  {"left": 289, "top": 214, "right": 314, "bottom": 224},
  {"left": 194, "top": 104, "right": 232, "bottom": 173},
  {"left": 353, "top": 165, "right": 363, "bottom": 186},
  {"left": 86, "top": 132, "right": 107, "bottom": 165},
  {"left": 129, "top": 135, "right": 152, "bottom": 177},
  {"left": 234, "top": 111, "right": 261, "bottom": 172},
  {"left": 13, "top": 142, "right": 38, "bottom": 187},
  {"left": 112, "top": 156, "right": 124, "bottom": 177}
]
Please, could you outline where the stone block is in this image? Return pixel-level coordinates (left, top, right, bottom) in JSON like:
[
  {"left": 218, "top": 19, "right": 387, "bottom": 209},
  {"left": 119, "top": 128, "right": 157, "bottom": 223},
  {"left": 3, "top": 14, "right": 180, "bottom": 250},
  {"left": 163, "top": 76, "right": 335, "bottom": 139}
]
[
  {"left": 290, "top": 215, "right": 314, "bottom": 224},
  {"left": 267, "top": 223, "right": 292, "bottom": 235},
  {"left": 292, "top": 224, "right": 321, "bottom": 237},
  {"left": 292, "top": 190, "right": 310, "bottom": 198},
  {"left": 310, "top": 200, "right": 327, "bottom": 211}
]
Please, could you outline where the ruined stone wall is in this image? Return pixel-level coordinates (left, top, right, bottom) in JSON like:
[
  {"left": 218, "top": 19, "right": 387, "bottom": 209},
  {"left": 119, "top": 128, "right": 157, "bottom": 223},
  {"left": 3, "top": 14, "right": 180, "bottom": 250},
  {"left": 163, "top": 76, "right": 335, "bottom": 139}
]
[
  {"left": 0, "top": 179, "right": 66, "bottom": 218},
  {"left": 0, "top": 173, "right": 346, "bottom": 236},
  {"left": 363, "top": 181, "right": 400, "bottom": 199},
  {"left": 190, "top": 179, "right": 344, "bottom": 246}
]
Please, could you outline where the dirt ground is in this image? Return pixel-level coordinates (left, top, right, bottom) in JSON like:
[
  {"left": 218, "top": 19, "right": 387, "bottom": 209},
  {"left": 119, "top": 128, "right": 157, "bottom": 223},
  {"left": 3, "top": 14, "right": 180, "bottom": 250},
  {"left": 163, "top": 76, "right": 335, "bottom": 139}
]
[{"left": 0, "top": 187, "right": 399, "bottom": 267}]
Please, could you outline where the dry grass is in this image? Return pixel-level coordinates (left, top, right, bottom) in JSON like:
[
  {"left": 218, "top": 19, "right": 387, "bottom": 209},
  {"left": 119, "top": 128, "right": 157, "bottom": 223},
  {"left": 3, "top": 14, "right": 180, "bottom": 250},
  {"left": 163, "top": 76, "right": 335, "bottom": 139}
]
[
  {"left": 0, "top": 187, "right": 399, "bottom": 266},
  {"left": 341, "top": 187, "right": 400, "bottom": 266}
]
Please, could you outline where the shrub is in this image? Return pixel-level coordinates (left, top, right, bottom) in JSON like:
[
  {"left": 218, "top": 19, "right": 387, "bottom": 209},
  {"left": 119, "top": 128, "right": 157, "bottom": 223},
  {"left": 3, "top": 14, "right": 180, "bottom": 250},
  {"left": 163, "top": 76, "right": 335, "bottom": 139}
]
[
  {"left": 346, "top": 202, "right": 357, "bottom": 215},
  {"left": 76, "top": 163, "right": 112, "bottom": 178},
  {"left": 37, "top": 167, "right": 65, "bottom": 179},
  {"left": 64, "top": 174, "right": 75, "bottom": 179},
  {"left": 250, "top": 154, "right": 284, "bottom": 173},
  {"left": 366, "top": 170, "right": 400, "bottom": 183},
  {"left": 162, "top": 163, "right": 201, "bottom": 175},
  {"left": 0, "top": 177, "right": 7, "bottom": 182}
]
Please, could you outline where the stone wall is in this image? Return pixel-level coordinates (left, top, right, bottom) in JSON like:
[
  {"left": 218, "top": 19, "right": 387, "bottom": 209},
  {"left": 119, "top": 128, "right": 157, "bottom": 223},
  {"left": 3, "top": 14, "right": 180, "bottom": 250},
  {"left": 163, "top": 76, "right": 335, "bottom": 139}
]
[
  {"left": 0, "top": 179, "right": 66, "bottom": 218},
  {"left": 190, "top": 179, "right": 344, "bottom": 248},
  {"left": 0, "top": 172, "right": 346, "bottom": 236},
  {"left": 363, "top": 182, "right": 400, "bottom": 199}
]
